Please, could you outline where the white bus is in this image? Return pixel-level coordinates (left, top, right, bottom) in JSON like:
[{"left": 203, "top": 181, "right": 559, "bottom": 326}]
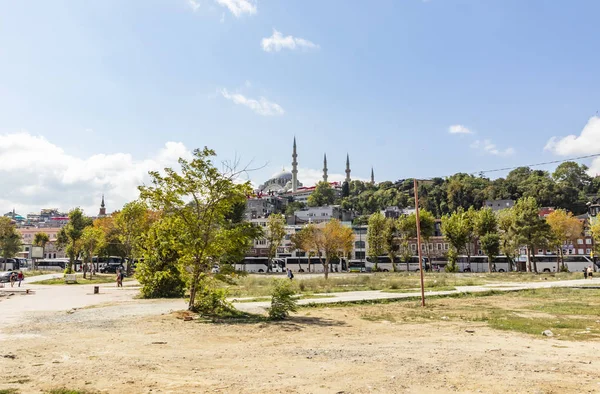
[
  {"left": 517, "top": 255, "right": 596, "bottom": 273},
  {"left": 234, "top": 257, "right": 285, "bottom": 273},
  {"left": 284, "top": 257, "right": 345, "bottom": 273},
  {"left": 365, "top": 256, "right": 429, "bottom": 272},
  {"left": 457, "top": 256, "right": 512, "bottom": 273}
]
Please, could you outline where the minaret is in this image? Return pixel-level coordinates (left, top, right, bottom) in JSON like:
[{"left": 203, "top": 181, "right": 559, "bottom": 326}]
[
  {"left": 371, "top": 167, "right": 375, "bottom": 185},
  {"left": 323, "top": 153, "right": 328, "bottom": 183},
  {"left": 291, "top": 137, "right": 298, "bottom": 193},
  {"left": 345, "top": 154, "right": 351, "bottom": 183},
  {"left": 99, "top": 194, "right": 106, "bottom": 217}
]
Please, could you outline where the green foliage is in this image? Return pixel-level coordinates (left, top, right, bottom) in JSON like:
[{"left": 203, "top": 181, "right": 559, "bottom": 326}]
[
  {"left": 33, "top": 231, "right": 50, "bottom": 248},
  {"left": 307, "top": 181, "right": 336, "bottom": 207},
  {"left": 0, "top": 217, "right": 22, "bottom": 266},
  {"left": 441, "top": 208, "right": 470, "bottom": 255},
  {"left": 367, "top": 213, "right": 386, "bottom": 266},
  {"left": 266, "top": 214, "right": 286, "bottom": 269},
  {"left": 445, "top": 248, "right": 459, "bottom": 272},
  {"left": 268, "top": 279, "right": 298, "bottom": 320},
  {"left": 513, "top": 197, "right": 552, "bottom": 272},
  {"left": 383, "top": 218, "right": 398, "bottom": 271},
  {"left": 114, "top": 200, "right": 154, "bottom": 274},
  {"left": 136, "top": 218, "right": 185, "bottom": 298},
  {"left": 139, "top": 147, "right": 255, "bottom": 310},
  {"left": 285, "top": 201, "right": 305, "bottom": 216},
  {"left": 192, "top": 276, "right": 235, "bottom": 317},
  {"left": 57, "top": 208, "right": 93, "bottom": 274}
]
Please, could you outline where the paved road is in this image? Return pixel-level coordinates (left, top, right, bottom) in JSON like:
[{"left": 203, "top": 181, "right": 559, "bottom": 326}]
[{"left": 1, "top": 275, "right": 598, "bottom": 333}]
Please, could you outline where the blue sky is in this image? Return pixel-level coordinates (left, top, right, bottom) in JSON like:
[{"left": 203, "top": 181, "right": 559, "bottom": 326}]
[{"left": 2, "top": 0, "right": 600, "bottom": 213}]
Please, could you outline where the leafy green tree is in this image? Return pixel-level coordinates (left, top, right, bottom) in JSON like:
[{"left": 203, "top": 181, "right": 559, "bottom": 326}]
[
  {"left": 136, "top": 217, "right": 186, "bottom": 298},
  {"left": 546, "top": 209, "right": 583, "bottom": 270},
  {"left": 294, "top": 220, "right": 353, "bottom": 279},
  {"left": 33, "top": 232, "right": 50, "bottom": 248},
  {"left": 33, "top": 231, "right": 50, "bottom": 270},
  {"left": 367, "top": 212, "right": 386, "bottom": 270},
  {"left": 307, "top": 181, "right": 335, "bottom": 207},
  {"left": 497, "top": 208, "right": 519, "bottom": 271},
  {"left": 383, "top": 218, "right": 398, "bottom": 272},
  {"left": 266, "top": 214, "right": 286, "bottom": 272},
  {"left": 441, "top": 208, "right": 470, "bottom": 263},
  {"left": 80, "top": 226, "right": 105, "bottom": 278},
  {"left": 0, "top": 217, "right": 22, "bottom": 271},
  {"left": 139, "top": 147, "right": 255, "bottom": 311},
  {"left": 397, "top": 216, "right": 414, "bottom": 271},
  {"left": 57, "top": 208, "right": 93, "bottom": 274},
  {"left": 285, "top": 201, "right": 305, "bottom": 217},
  {"left": 474, "top": 207, "right": 499, "bottom": 272},
  {"left": 513, "top": 197, "right": 551, "bottom": 273},
  {"left": 114, "top": 201, "right": 155, "bottom": 275}
]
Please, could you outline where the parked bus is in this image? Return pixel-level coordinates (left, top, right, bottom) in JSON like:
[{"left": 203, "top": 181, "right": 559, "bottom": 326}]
[
  {"left": 284, "top": 257, "right": 345, "bottom": 273},
  {"left": 234, "top": 257, "right": 285, "bottom": 273},
  {"left": 348, "top": 260, "right": 366, "bottom": 273},
  {"left": 36, "top": 258, "right": 69, "bottom": 271},
  {"left": 365, "top": 256, "right": 429, "bottom": 272},
  {"left": 457, "top": 256, "right": 512, "bottom": 272},
  {"left": 516, "top": 255, "right": 596, "bottom": 273},
  {"left": 0, "top": 258, "right": 20, "bottom": 271}
]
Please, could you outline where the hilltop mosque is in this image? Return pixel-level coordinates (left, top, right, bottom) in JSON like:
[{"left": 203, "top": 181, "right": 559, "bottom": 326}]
[{"left": 257, "top": 138, "right": 374, "bottom": 195}]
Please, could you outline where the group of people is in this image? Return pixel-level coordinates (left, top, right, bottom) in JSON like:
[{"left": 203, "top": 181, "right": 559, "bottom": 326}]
[
  {"left": 8, "top": 271, "right": 24, "bottom": 288},
  {"left": 583, "top": 266, "right": 595, "bottom": 279}
]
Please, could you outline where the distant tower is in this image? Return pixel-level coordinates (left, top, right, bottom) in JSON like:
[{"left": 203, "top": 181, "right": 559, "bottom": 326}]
[
  {"left": 99, "top": 195, "right": 106, "bottom": 217},
  {"left": 371, "top": 167, "right": 375, "bottom": 185},
  {"left": 292, "top": 137, "right": 298, "bottom": 193},
  {"left": 323, "top": 153, "right": 328, "bottom": 183},
  {"left": 345, "top": 154, "right": 351, "bottom": 183}
]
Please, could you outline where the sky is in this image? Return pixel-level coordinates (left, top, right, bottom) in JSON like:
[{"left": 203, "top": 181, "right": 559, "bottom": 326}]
[{"left": 2, "top": 0, "right": 600, "bottom": 215}]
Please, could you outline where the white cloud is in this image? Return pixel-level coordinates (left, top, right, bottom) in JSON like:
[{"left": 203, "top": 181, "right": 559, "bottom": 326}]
[
  {"left": 215, "top": 0, "right": 256, "bottom": 17},
  {"left": 448, "top": 124, "right": 473, "bottom": 135},
  {"left": 544, "top": 116, "right": 600, "bottom": 156},
  {"left": 0, "top": 132, "right": 193, "bottom": 215},
  {"left": 187, "top": 0, "right": 200, "bottom": 12},
  {"left": 470, "top": 139, "right": 515, "bottom": 156},
  {"left": 220, "top": 88, "right": 284, "bottom": 116},
  {"left": 261, "top": 29, "right": 320, "bottom": 52}
]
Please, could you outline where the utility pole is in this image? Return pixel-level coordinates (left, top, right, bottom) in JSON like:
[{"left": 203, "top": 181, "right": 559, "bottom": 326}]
[{"left": 413, "top": 179, "right": 426, "bottom": 307}]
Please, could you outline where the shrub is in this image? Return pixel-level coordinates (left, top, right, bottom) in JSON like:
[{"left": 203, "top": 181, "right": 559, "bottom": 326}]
[
  {"left": 269, "top": 279, "right": 298, "bottom": 320},
  {"left": 445, "top": 248, "right": 459, "bottom": 272},
  {"left": 136, "top": 258, "right": 185, "bottom": 298},
  {"left": 192, "top": 276, "right": 236, "bottom": 317}
]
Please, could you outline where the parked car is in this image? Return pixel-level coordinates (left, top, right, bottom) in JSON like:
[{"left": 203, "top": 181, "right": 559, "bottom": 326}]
[
  {"left": 99, "top": 264, "right": 125, "bottom": 274},
  {"left": 0, "top": 271, "right": 17, "bottom": 283}
]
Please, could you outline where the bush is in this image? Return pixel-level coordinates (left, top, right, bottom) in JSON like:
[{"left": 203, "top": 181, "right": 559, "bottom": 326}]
[
  {"left": 445, "top": 248, "right": 459, "bottom": 273},
  {"left": 192, "top": 276, "right": 236, "bottom": 317},
  {"left": 269, "top": 279, "right": 298, "bottom": 321},
  {"left": 136, "top": 258, "right": 185, "bottom": 298}
]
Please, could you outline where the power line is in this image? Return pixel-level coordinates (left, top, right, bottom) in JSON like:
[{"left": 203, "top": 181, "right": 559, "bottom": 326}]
[{"left": 429, "top": 152, "right": 600, "bottom": 180}]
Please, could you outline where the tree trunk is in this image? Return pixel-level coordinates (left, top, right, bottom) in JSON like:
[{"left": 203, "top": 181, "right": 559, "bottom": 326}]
[
  {"left": 526, "top": 247, "right": 531, "bottom": 272},
  {"left": 558, "top": 247, "right": 563, "bottom": 272},
  {"left": 324, "top": 261, "right": 329, "bottom": 280},
  {"left": 83, "top": 261, "right": 87, "bottom": 279},
  {"left": 531, "top": 247, "right": 538, "bottom": 273}
]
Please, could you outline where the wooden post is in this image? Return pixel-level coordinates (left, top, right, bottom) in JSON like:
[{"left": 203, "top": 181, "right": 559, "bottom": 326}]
[{"left": 414, "top": 179, "right": 426, "bottom": 307}]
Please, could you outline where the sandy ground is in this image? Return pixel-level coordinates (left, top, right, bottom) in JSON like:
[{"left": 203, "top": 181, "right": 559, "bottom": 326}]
[
  {"left": 1, "top": 299, "right": 600, "bottom": 393},
  {"left": 1, "top": 277, "right": 600, "bottom": 393}
]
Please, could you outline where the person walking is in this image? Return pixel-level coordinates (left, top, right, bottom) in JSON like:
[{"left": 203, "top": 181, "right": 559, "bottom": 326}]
[
  {"left": 17, "top": 271, "right": 24, "bottom": 287},
  {"left": 588, "top": 265, "right": 593, "bottom": 279},
  {"left": 287, "top": 268, "right": 294, "bottom": 281},
  {"left": 116, "top": 269, "right": 123, "bottom": 287},
  {"left": 10, "top": 272, "right": 16, "bottom": 288},
  {"left": 583, "top": 268, "right": 588, "bottom": 279}
]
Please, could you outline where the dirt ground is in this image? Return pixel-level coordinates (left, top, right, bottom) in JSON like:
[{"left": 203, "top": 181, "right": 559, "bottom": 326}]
[{"left": 1, "top": 297, "right": 599, "bottom": 394}]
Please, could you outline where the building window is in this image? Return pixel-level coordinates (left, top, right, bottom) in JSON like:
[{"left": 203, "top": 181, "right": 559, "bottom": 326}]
[
  {"left": 355, "top": 251, "right": 366, "bottom": 259},
  {"left": 568, "top": 249, "right": 573, "bottom": 255},
  {"left": 444, "top": 243, "right": 449, "bottom": 250},
  {"left": 586, "top": 248, "right": 591, "bottom": 254},
  {"left": 586, "top": 239, "right": 592, "bottom": 245},
  {"left": 537, "top": 249, "right": 543, "bottom": 254},
  {"left": 428, "top": 243, "right": 433, "bottom": 251},
  {"left": 437, "top": 243, "right": 442, "bottom": 250},
  {"left": 578, "top": 248, "right": 584, "bottom": 255},
  {"left": 355, "top": 241, "right": 366, "bottom": 249},
  {"left": 411, "top": 244, "right": 416, "bottom": 251},
  {"left": 577, "top": 239, "right": 584, "bottom": 245}
]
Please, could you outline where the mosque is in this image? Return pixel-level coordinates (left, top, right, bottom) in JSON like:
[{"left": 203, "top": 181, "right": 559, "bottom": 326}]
[{"left": 256, "top": 138, "right": 374, "bottom": 196}]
